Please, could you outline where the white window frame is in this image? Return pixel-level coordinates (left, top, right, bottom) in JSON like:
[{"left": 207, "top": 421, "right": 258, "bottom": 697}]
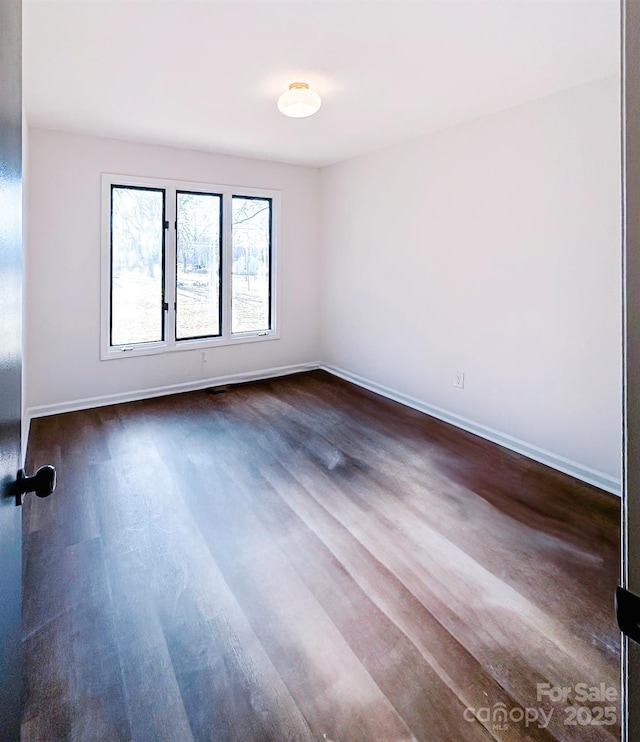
[{"left": 100, "top": 173, "right": 280, "bottom": 360}]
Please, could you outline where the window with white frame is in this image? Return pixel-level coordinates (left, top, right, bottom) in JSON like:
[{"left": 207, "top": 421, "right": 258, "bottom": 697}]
[{"left": 101, "top": 174, "right": 279, "bottom": 359}]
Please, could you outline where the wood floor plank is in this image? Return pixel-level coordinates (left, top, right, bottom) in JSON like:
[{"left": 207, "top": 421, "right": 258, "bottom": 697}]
[
  {"left": 228, "top": 465, "right": 496, "bottom": 742},
  {"left": 172, "top": 436, "right": 421, "bottom": 741},
  {"left": 249, "top": 375, "right": 617, "bottom": 640},
  {"left": 96, "top": 403, "right": 320, "bottom": 742},
  {"left": 222, "top": 381, "right": 616, "bottom": 741},
  {"left": 252, "top": 422, "right": 615, "bottom": 739},
  {"left": 21, "top": 535, "right": 130, "bottom": 742},
  {"left": 253, "top": 457, "right": 551, "bottom": 742},
  {"left": 262, "top": 376, "right": 618, "bottom": 635},
  {"left": 22, "top": 371, "right": 621, "bottom": 741}
]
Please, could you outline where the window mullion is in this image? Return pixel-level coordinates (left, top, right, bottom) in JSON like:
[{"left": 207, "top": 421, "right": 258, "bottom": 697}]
[
  {"left": 222, "top": 191, "right": 233, "bottom": 339},
  {"left": 165, "top": 188, "right": 177, "bottom": 347}
]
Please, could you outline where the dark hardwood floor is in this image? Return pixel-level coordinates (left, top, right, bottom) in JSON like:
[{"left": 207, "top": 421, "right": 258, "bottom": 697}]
[{"left": 21, "top": 370, "right": 621, "bottom": 741}]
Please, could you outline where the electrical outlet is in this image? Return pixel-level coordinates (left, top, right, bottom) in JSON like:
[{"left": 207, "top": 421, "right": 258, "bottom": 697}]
[{"left": 454, "top": 372, "right": 465, "bottom": 389}]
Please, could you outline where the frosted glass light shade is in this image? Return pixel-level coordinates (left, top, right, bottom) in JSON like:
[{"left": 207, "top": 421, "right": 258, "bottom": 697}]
[{"left": 277, "top": 82, "right": 321, "bottom": 118}]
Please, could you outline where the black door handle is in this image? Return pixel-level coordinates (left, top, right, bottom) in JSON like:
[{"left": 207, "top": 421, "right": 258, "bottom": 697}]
[
  {"left": 616, "top": 585, "right": 640, "bottom": 644},
  {"left": 14, "top": 465, "right": 56, "bottom": 506}
]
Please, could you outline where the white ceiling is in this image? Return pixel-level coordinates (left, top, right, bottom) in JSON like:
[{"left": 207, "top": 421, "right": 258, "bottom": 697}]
[{"left": 23, "top": 0, "right": 619, "bottom": 168}]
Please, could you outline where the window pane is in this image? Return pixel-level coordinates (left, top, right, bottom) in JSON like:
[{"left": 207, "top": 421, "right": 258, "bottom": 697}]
[
  {"left": 232, "top": 196, "right": 271, "bottom": 334},
  {"left": 111, "top": 186, "right": 164, "bottom": 346},
  {"left": 176, "top": 192, "right": 222, "bottom": 340}
]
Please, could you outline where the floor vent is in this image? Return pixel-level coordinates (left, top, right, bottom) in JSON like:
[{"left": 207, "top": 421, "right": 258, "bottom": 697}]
[{"left": 206, "top": 385, "right": 229, "bottom": 395}]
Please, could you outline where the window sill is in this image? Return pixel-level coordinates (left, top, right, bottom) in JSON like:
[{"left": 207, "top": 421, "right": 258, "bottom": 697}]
[{"left": 100, "top": 331, "right": 280, "bottom": 361}]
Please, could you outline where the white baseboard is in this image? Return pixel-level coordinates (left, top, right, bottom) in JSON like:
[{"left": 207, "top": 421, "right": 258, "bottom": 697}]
[
  {"left": 25, "top": 362, "right": 319, "bottom": 422},
  {"left": 21, "top": 413, "right": 31, "bottom": 468},
  {"left": 321, "top": 364, "right": 622, "bottom": 497},
  {"left": 24, "top": 360, "right": 622, "bottom": 497}
]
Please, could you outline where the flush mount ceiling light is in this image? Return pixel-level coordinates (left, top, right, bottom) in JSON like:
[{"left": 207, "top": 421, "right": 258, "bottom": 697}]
[{"left": 277, "top": 82, "right": 321, "bottom": 118}]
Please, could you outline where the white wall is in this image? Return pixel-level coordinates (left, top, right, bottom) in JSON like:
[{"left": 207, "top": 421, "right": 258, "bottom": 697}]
[
  {"left": 320, "top": 77, "right": 622, "bottom": 489},
  {"left": 26, "top": 79, "right": 622, "bottom": 490},
  {"left": 26, "top": 129, "right": 321, "bottom": 411}
]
